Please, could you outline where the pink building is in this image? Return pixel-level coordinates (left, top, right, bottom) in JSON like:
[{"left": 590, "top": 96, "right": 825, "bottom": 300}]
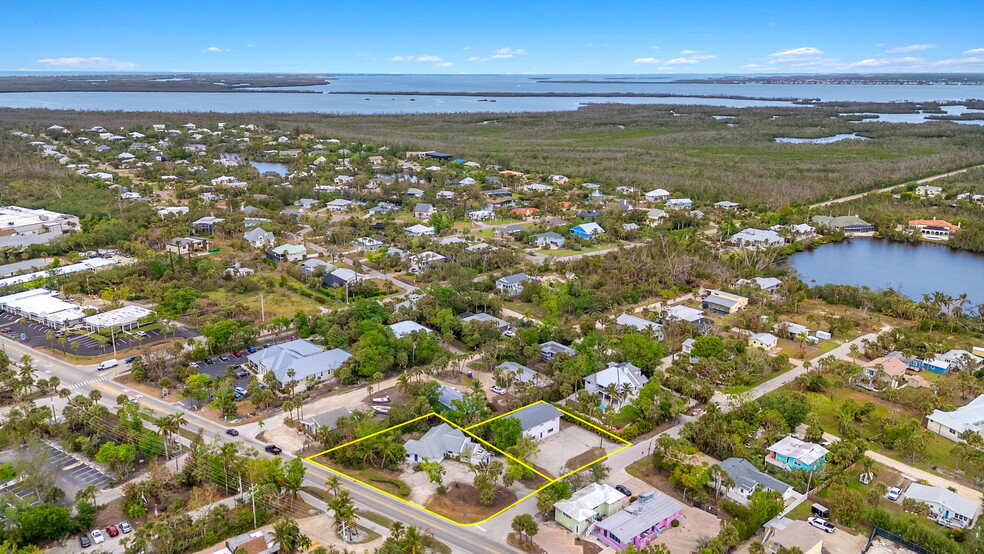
[{"left": 594, "top": 492, "right": 684, "bottom": 551}]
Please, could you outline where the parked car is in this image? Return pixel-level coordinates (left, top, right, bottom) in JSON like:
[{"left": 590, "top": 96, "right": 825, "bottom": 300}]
[
  {"left": 79, "top": 534, "right": 91, "bottom": 548},
  {"left": 135, "top": 331, "right": 149, "bottom": 338},
  {"left": 91, "top": 529, "right": 105, "bottom": 544},
  {"left": 234, "top": 387, "right": 248, "bottom": 396},
  {"left": 235, "top": 368, "right": 249, "bottom": 377},
  {"left": 503, "top": 330, "right": 516, "bottom": 337},
  {"left": 226, "top": 429, "right": 240, "bottom": 437},
  {"left": 372, "top": 396, "right": 390, "bottom": 403},
  {"left": 233, "top": 351, "right": 243, "bottom": 357},
  {"left": 189, "top": 362, "right": 201, "bottom": 369},
  {"left": 265, "top": 445, "right": 283, "bottom": 455},
  {"left": 808, "top": 517, "right": 836, "bottom": 533},
  {"left": 203, "top": 358, "right": 215, "bottom": 365},
  {"left": 490, "top": 385, "right": 506, "bottom": 395},
  {"left": 246, "top": 346, "right": 257, "bottom": 353},
  {"left": 119, "top": 521, "right": 132, "bottom": 534},
  {"left": 106, "top": 525, "right": 119, "bottom": 537},
  {"left": 887, "top": 486, "right": 902, "bottom": 501},
  {"left": 614, "top": 484, "right": 632, "bottom": 497},
  {"left": 219, "top": 354, "right": 230, "bottom": 361}
]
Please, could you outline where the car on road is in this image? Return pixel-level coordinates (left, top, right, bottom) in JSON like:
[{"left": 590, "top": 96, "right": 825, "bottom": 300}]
[
  {"left": 124, "top": 356, "right": 141, "bottom": 364},
  {"left": 106, "top": 525, "right": 119, "bottom": 537},
  {"left": 246, "top": 345, "right": 257, "bottom": 353},
  {"left": 887, "top": 486, "right": 902, "bottom": 501},
  {"left": 119, "top": 521, "right": 132, "bottom": 534},
  {"left": 614, "top": 484, "right": 632, "bottom": 497},
  {"left": 265, "top": 445, "right": 282, "bottom": 455},
  {"left": 490, "top": 385, "right": 506, "bottom": 395},
  {"left": 91, "top": 529, "right": 105, "bottom": 544},
  {"left": 97, "top": 359, "right": 119, "bottom": 371},
  {"left": 219, "top": 354, "right": 230, "bottom": 361},
  {"left": 79, "top": 534, "right": 91, "bottom": 548},
  {"left": 226, "top": 429, "right": 240, "bottom": 437},
  {"left": 0, "top": 329, "right": 11, "bottom": 334},
  {"left": 233, "top": 351, "right": 243, "bottom": 357},
  {"left": 808, "top": 517, "right": 836, "bottom": 533}
]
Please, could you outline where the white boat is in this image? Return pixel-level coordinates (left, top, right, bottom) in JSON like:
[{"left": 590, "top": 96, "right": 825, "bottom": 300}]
[
  {"left": 372, "top": 396, "right": 391, "bottom": 403},
  {"left": 372, "top": 405, "right": 391, "bottom": 414}
]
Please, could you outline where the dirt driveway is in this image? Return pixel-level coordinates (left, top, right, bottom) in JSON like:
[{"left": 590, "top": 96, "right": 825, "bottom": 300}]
[{"left": 531, "top": 421, "right": 623, "bottom": 478}]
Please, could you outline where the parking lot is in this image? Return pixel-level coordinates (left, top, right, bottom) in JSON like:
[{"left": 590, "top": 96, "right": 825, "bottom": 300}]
[
  {"left": 0, "top": 441, "right": 113, "bottom": 505},
  {"left": 176, "top": 351, "right": 256, "bottom": 409},
  {"left": 0, "top": 311, "right": 196, "bottom": 357}
]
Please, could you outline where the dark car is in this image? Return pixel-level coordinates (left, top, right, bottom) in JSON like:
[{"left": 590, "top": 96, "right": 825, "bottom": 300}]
[
  {"left": 203, "top": 358, "right": 215, "bottom": 365},
  {"left": 124, "top": 356, "right": 141, "bottom": 364},
  {"left": 226, "top": 429, "right": 240, "bottom": 436},
  {"left": 233, "top": 351, "right": 243, "bottom": 357},
  {"left": 79, "top": 534, "right": 91, "bottom": 548},
  {"left": 265, "top": 445, "right": 283, "bottom": 455},
  {"left": 614, "top": 484, "right": 632, "bottom": 497},
  {"left": 106, "top": 525, "right": 119, "bottom": 537}
]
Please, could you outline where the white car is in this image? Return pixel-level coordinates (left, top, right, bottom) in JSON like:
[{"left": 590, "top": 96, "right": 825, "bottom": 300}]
[
  {"left": 503, "top": 330, "right": 516, "bottom": 338},
  {"left": 490, "top": 385, "right": 506, "bottom": 395},
  {"left": 91, "top": 530, "right": 105, "bottom": 544},
  {"left": 807, "top": 517, "right": 835, "bottom": 534},
  {"left": 887, "top": 486, "right": 902, "bottom": 501},
  {"left": 372, "top": 396, "right": 391, "bottom": 403}
]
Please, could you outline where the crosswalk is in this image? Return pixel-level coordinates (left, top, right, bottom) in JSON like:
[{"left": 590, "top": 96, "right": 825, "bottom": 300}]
[{"left": 68, "top": 375, "right": 114, "bottom": 390}]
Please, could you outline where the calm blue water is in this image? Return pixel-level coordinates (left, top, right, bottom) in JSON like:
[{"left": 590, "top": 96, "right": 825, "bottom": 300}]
[
  {"left": 0, "top": 74, "right": 981, "bottom": 114},
  {"left": 847, "top": 105, "right": 984, "bottom": 126},
  {"left": 790, "top": 239, "right": 984, "bottom": 306},
  {"left": 776, "top": 133, "right": 870, "bottom": 144},
  {"left": 249, "top": 161, "right": 288, "bottom": 176}
]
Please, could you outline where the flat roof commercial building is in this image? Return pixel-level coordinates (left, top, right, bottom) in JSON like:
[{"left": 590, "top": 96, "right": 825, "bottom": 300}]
[
  {"left": 0, "top": 288, "right": 86, "bottom": 328},
  {"left": 83, "top": 305, "right": 155, "bottom": 331}
]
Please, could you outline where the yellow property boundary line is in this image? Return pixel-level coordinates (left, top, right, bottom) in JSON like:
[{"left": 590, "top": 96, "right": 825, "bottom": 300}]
[{"left": 305, "top": 400, "right": 633, "bottom": 527}]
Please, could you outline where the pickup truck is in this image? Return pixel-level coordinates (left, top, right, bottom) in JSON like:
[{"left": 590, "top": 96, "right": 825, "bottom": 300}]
[{"left": 264, "top": 445, "right": 283, "bottom": 455}]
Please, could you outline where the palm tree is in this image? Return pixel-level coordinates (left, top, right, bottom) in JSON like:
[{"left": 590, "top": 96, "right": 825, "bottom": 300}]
[
  {"left": 329, "top": 490, "right": 359, "bottom": 542},
  {"left": 272, "top": 518, "right": 311, "bottom": 554},
  {"left": 325, "top": 475, "right": 341, "bottom": 497},
  {"left": 400, "top": 526, "right": 428, "bottom": 554}
]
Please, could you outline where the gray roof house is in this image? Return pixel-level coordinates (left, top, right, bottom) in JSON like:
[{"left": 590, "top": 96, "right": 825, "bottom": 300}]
[
  {"left": 496, "top": 273, "right": 530, "bottom": 295},
  {"left": 389, "top": 320, "right": 434, "bottom": 339},
  {"left": 533, "top": 232, "right": 566, "bottom": 248},
  {"left": 584, "top": 362, "right": 649, "bottom": 407},
  {"left": 614, "top": 314, "right": 665, "bottom": 340},
  {"left": 243, "top": 227, "right": 275, "bottom": 248},
  {"left": 540, "top": 341, "right": 577, "bottom": 361},
  {"left": 509, "top": 403, "right": 563, "bottom": 441},
  {"left": 300, "top": 407, "right": 352, "bottom": 438},
  {"left": 404, "top": 423, "right": 490, "bottom": 465},
  {"left": 460, "top": 312, "right": 510, "bottom": 331},
  {"left": 718, "top": 458, "right": 795, "bottom": 505},
  {"left": 496, "top": 361, "right": 551, "bottom": 387},
  {"left": 594, "top": 492, "right": 684, "bottom": 552},
  {"left": 246, "top": 339, "right": 351, "bottom": 388},
  {"left": 300, "top": 258, "right": 336, "bottom": 276},
  {"left": 323, "top": 267, "right": 360, "bottom": 288},
  {"left": 904, "top": 483, "right": 980, "bottom": 529}
]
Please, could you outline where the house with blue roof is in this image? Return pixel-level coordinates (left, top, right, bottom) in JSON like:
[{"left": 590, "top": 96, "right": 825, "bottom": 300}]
[{"left": 571, "top": 222, "right": 605, "bottom": 239}]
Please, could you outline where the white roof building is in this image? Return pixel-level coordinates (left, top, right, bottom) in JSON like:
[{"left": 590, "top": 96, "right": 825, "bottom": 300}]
[
  {"left": 246, "top": 339, "right": 351, "bottom": 386},
  {"left": 83, "top": 305, "right": 155, "bottom": 331},
  {"left": 389, "top": 320, "right": 434, "bottom": 339}
]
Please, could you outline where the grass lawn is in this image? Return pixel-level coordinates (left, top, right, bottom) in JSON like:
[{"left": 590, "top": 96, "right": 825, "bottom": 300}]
[
  {"left": 473, "top": 229, "right": 496, "bottom": 238},
  {"left": 501, "top": 300, "right": 547, "bottom": 321},
  {"left": 452, "top": 220, "right": 473, "bottom": 229},
  {"left": 539, "top": 244, "right": 615, "bottom": 257},
  {"left": 488, "top": 218, "right": 521, "bottom": 225},
  {"left": 203, "top": 286, "right": 336, "bottom": 322}
]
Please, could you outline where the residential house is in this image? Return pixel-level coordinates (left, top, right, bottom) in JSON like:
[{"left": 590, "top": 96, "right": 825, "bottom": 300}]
[
  {"left": 496, "top": 224, "right": 525, "bottom": 236},
  {"left": 904, "top": 483, "right": 980, "bottom": 528},
  {"left": 646, "top": 209, "right": 666, "bottom": 225},
  {"left": 714, "top": 201, "right": 740, "bottom": 210},
  {"left": 389, "top": 320, "right": 433, "bottom": 339},
  {"left": 165, "top": 237, "right": 211, "bottom": 256},
  {"left": 594, "top": 492, "right": 684, "bottom": 552},
  {"left": 496, "top": 361, "right": 552, "bottom": 388},
  {"left": 702, "top": 290, "right": 749, "bottom": 315},
  {"left": 571, "top": 222, "right": 605, "bottom": 239},
  {"left": 763, "top": 520, "right": 824, "bottom": 554},
  {"left": 224, "top": 265, "right": 255, "bottom": 278},
  {"left": 266, "top": 244, "right": 307, "bottom": 262},
  {"left": 467, "top": 209, "right": 494, "bottom": 221},
  {"left": 644, "top": 189, "right": 670, "bottom": 202},
  {"left": 299, "top": 258, "right": 335, "bottom": 276},
  {"left": 414, "top": 203, "right": 436, "bottom": 219},
  {"left": 300, "top": 407, "right": 351, "bottom": 439},
  {"left": 352, "top": 237, "right": 385, "bottom": 251},
  {"left": 665, "top": 198, "right": 692, "bottom": 210},
  {"left": 525, "top": 183, "right": 553, "bottom": 192},
  {"left": 191, "top": 216, "right": 224, "bottom": 235},
  {"left": 403, "top": 423, "right": 490, "bottom": 465},
  {"left": 325, "top": 199, "right": 353, "bottom": 212},
  {"left": 613, "top": 314, "right": 664, "bottom": 340},
  {"left": 811, "top": 215, "right": 875, "bottom": 235},
  {"left": 736, "top": 276, "right": 782, "bottom": 293},
  {"left": 508, "top": 403, "right": 563, "bottom": 441},
  {"left": 496, "top": 273, "right": 530, "bottom": 295},
  {"left": 245, "top": 339, "right": 351, "bottom": 389},
  {"left": 748, "top": 333, "right": 778, "bottom": 350},
  {"left": 511, "top": 207, "right": 540, "bottom": 220},
  {"left": 243, "top": 227, "right": 275, "bottom": 249},
  {"left": 554, "top": 483, "right": 627, "bottom": 535},
  {"left": 460, "top": 312, "right": 510, "bottom": 332},
  {"left": 908, "top": 219, "right": 960, "bottom": 240},
  {"left": 717, "top": 457, "right": 795, "bottom": 505},
  {"left": 731, "top": 228, "right": 784, "bottom": 248},
  {"left": 662, "top": 304, "right": 713, "bottom": 333},
  {"left": 322, "top": 268, "right": 360, "bottom": 288},
  {"left": 405, "top": 224, "right": 435, "bottom": 237},
  {"left": 765, "top": 436, "right": 828, "bottom": 472},
  {"left": 861, "top": 355, "right": 925, "bottom": 390},
  {"left": 436, "top": 385, "right": 463, "bottom": 410},
  {"left": 915, "top": 185, "right": 943, "bottom": 197},
  {"left": 540, "top": 341, "right": 577, "bottom": 361},
  {"left": 681, "top": 338, "right": 695, "bottom": 355},
  {"left": 533, "top": 232, "right": 566, "bottom": 249},
  {"left": 926, "top": 394, "right": 984, "bottom": 442},
  {"left": 622, "top": 223, "right": 640, "bottom": 232},
  {"left": 584, "top": 362, "right": 649, "bottom": 407},
  {"left": 409, "top": 251, "right": 448, "bottom": 272},
  {"left": 404, "top": 187, "right": 425, "bottom": 198},
  {"left": 212, "top": 530, "right": 279, "bottom": 554}
]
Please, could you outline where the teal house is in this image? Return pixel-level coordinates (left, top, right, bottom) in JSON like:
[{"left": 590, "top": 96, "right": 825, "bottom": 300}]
[
  {"left": 765, "top": 436, "right": 828, "bottom": 472},
  {"left": 554, "top": 483, "right": 627, "bottom": 535}
]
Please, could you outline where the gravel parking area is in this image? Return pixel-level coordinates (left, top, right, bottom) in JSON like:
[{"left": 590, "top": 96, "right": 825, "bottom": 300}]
[{"left": 530, "top": 421, "right": 623, "bottom": 477}]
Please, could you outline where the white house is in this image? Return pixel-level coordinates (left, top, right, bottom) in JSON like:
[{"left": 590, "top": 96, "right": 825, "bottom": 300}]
[
  {"left": 584, "top": 362, "right": 648, "bottom": 406},
  {"left": 243, "top": 227, "right": 275, "bottom": 249},
  {"left": 904, "top": 483, "right": 980, "bottom": 529},
  {"left": 731, "top": 228, "right": 784, "bottom": 248},
  {"left": 508, "top": 403, "right": 563, "bottom": 441},
  {"left": 614, "top": 314, "right": 665, "bottom": 340},
  {"left": 245, "top": 339, "right": 351, "bottom": 389},
  {"left": 644, "top": 189, "right": 670, "bottom": 202},
  {"left": 496, "top": 273, "right": 529, "bottom": 295},
  {"left": 405, "top": 224, "right": 435, "bottom": 237},
  {"left": 388, "top": 320, "right": 434, "bottom": 339},
  {"left": 717, "top": 458, "right": 795, "bottom": 505},
  {"left": 926, "top": 395, "right": 984, "bottom": 442}
]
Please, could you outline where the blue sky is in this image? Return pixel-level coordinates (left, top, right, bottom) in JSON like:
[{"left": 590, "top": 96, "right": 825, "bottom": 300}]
[{"left": 3, "top": 0, "right": 983, "bottom": 74}]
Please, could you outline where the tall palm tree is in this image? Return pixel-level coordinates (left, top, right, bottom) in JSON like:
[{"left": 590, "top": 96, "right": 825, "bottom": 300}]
[
  {"left": 325, "top": 475, "right": 341, "bottom": 497},
  {"left": 400, "top": 526, "right": 428, "bottom": 554},
  {"left": 272, "top": 518, "right": 311, "bottom": 554}
]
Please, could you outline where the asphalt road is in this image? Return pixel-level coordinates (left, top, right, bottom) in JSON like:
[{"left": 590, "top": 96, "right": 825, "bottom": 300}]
[{"left": 0, "top": 333, "right": 519, "bottom": 554}]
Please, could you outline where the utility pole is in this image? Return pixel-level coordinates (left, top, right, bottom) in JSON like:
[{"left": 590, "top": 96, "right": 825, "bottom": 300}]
[{"left": 111, "top": 326, "right": 117, "bottom": 358}]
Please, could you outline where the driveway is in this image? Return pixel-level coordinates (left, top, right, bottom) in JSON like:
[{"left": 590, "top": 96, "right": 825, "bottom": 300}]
[{"left": 530, "top": 422, "right": 622, "bottom": 478}]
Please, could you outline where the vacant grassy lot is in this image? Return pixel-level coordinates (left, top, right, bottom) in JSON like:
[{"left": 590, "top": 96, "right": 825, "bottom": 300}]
[{"left": 3, "top": 103, "right": 984, "bottom": 206}]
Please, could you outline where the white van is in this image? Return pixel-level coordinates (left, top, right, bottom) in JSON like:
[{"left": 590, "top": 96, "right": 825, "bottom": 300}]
[{"left": 97, "top": 359, "right": 119, "bottom": 371}]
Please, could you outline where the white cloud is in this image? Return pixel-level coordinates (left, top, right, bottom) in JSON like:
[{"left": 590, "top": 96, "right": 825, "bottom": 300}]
[
  {"left": 665, "top": 57, "right": 699, "bottom": 65},
  {"left": 743, "top": 64, "right": 765, "bottom": 69},
  {"left": 649, "top": 45, "right": 661, "bottom": 50},
  {"left": 849, "top": 58, "right": 892, "bottom": 67},
  {"left": 768, "top": 47, "right": 823, "bottom": 58},
  {"left": 389, "top": 55, "right": 442, "bottom": 62},
  {"left": 245, "top": 43, "right": 256, "bottom": 48},
  {"left": 36, "top": 56, "right": 138, "bottom": 70},
  {"left": 202, "top": 46, "right": 229, "bottom": 53},
  {"left": 680, "top": 49, "right": 699, "bottom": 55},
  {"left": 493, "top": 48, "right": 527, "bottom": 56},
  {"left": 435, "top": 62, "right": 454, "bottom": 67},
  {"left": 467, "top": 56, "right": 481, "bottom": 62},
  {"left": 632, "top": 57, "right": 662, "bottom": 64},
  {"left": 934, "top": 56, "right": 984, "bottom": 66},
  {"left": 884, "top": 44, "right": 936, "bottom": 53},
  {"left": 963, "top": 48, "right": 984, "bottom": 55}
]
